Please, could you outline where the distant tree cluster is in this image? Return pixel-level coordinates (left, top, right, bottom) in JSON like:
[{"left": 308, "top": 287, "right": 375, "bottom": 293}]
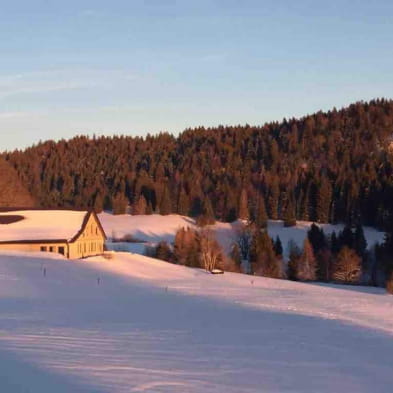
[
  {"left": 230, "top": 222, "right": 376, "bottom": 285},
  {"left": 152, "top": 227, "right": 226, "bottom": 272},
  {"left": 151, "top": 219, "right": 393, "bottom": 293}
]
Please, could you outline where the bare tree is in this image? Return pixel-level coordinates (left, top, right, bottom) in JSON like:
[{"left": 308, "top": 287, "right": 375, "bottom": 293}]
[{"left": 199, "top": 229, "right": 223, "bottom": 271}]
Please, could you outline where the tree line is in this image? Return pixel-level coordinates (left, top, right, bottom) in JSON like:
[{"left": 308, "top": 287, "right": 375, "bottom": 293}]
[{"left": 151, "top": 222, "right": 393, "bottom": 293}]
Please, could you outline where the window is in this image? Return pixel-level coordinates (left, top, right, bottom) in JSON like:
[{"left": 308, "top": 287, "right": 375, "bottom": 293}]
[
  {"left": 40, "top": 246, "right": 47, "bottom": 252},
  {"left": 49, "top": 246, "right": 54, "bottom": 252},
  {"left": 58, "top": 246, "right": 65, "bottom": 255}
]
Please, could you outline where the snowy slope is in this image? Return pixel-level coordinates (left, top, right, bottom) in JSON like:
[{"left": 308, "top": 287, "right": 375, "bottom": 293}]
[
  {"left": 0, "top": 250, "right": 392, "bottom": 393},
  {"left": 99, "top": 213, "right": 385, "bottom": 257},
  {"left": 99, "top": 213, "right": 195, "bottom": 243}
]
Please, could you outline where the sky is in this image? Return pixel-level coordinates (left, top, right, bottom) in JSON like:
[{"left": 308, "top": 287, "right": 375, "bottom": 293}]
[{"left": 0, "top": 0, "right": 392, "bottom": 151}]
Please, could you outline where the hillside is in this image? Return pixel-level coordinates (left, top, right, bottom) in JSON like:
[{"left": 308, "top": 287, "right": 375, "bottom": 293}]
[
  {"left": 99, "top": 213, "right": 385, "bottom": 259},
  {"left": 3, "top": 99, "right": 393, "bottom": 229},
  {"left": 0, "top": 157, "right": 35, "bottom": 208},
  {"left": 0, "top": 250, "right": 392, "bottom": 392}
]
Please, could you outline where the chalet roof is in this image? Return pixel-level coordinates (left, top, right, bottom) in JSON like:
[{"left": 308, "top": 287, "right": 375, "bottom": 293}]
[{"left": 0, "top": 210, "right": 92, "bottom": 243}]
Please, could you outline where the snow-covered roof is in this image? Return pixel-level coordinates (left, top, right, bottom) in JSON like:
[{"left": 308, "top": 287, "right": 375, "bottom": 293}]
[{"left": 0, "top": 210, "right": 89, "bottom": 242}]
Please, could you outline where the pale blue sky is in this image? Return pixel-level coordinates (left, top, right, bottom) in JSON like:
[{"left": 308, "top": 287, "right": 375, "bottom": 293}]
[{"left": 0, "top": 0, "right": 392, "bottom": 151}]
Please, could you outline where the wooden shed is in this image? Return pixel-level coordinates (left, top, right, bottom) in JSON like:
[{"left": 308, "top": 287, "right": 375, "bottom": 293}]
[{"left": 0, "top": 209, "right": 106, "bottom": 259}]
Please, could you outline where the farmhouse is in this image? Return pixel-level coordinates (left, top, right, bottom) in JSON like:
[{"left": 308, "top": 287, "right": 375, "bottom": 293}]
[{"left": 0, "top": 209, "right": 106, "bottom": 259}]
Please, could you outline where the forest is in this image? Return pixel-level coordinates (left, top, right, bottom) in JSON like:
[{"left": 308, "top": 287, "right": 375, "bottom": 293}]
[{"left": 2, "top": 99, "right": 393, "bottom": 288}]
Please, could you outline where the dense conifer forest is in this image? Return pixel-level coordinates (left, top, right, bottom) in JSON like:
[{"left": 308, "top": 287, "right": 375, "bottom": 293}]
[
  {"left": 0, "top": 157, "right": 35, "bottom": 207},
  {"left": 3, "top": 99, "right": 393, "bottom": 229}
]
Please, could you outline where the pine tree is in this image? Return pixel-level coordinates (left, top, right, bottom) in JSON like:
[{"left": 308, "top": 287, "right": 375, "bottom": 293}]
[
  {"left": 299, "top": 184, "right": 310, "bottom": 221},
  {"left": 273, "top": 236, "right": 283, "bottom": 257},
  {"left": 316, "top": 178, "right": 332, "bottom": 223},
  {"left": 330, "top": 231, "right": 340, "bottom": 254},
  {"left": 297, "top": 238, "right": 317, "bottom": 281},
  {"left": 132, "top": 194, "right": 147, "bottom": 215},
  {"left": 155, "top": 241, "right": 173, "bottom": 262},
  {"left": 287, "top": 240, "right": 301, "bottom": 280},
  {"left": 283, "top": 196, "right": 296, "bottom": 227},
  {"left": 173, "top": 227, "right": 200, "bottom": 267},
  {"left": 254, "top": 194, "right": 268, "bottom": 228},
  {"left": 93, "top": 193, "right": 104, "bottom": 213},
  {"left": 238, "top": 189, "right": 249, "bottom": 221},
  {"left": 173, "top": 228, "right": 188, "bottom": 264},
  {"left": 307, "top": 223, "right": 327, "bottom": 254},
  {"left": 338, "top": 225, "right": 354, "bottom": 249},
  {"left": 316, "top": 248, "right": 332, "bottom": 281},
  {"left": 112, "top": 192, "right": 128, "bottom": 215},
  {"left": 146, "top": 201, "right": 153, "bottom": 215},
  {"left": 354, "top": 224, "right": 367, "bottom": 259},
  {"left": 196, "top": 197, "right": 215, "bottom": 226},
  {"left": 177, "top": 187, "right": 190, "bottom": 216},
  {"left": 267, "top": 177, "right": 279, "bottom": 220},
  {"left": 251, "top": 231, "right": 282, "bottom": 278},
  {"left": 159, "top": 185, "right": 172, "bottom": 215}
]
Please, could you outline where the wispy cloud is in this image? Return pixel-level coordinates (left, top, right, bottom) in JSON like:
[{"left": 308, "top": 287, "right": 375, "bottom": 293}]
[
  {"left": 0, "top": 111, "right": 33, "bottom": 119},
  {"left": 0, "top": 103, "right": 145, "bottom": 120},
  {"left": 0, "top": 69, "right": 142, "bottom": 99}
]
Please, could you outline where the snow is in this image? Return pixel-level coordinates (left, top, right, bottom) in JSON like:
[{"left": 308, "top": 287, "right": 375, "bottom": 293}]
[
  {"left": 0, "top": 210, "right": 88, "bottom": 242},
  {"left": 99, "top": 213, "right": 386, "bottom": 259},
  {"left": 99, "top": 213, "right": 195, "bottom": 243},
  {"left": 0, "top": 250, "right": 392, "bottom": 392}
]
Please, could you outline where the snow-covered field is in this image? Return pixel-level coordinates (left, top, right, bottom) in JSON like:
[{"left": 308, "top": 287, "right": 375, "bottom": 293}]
[
  {"left": 0, "top": 250, "right": 392, "bottom": 392},
  {"left": 99, "top": 213, "right": 385, "bottom": 258}
]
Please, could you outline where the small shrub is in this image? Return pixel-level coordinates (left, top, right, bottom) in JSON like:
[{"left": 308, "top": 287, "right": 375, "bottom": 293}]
[{"left": 103, "top": 251, "right": 115, "bottom": 260}]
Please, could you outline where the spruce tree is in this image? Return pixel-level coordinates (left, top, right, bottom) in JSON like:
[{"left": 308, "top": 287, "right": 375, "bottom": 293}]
[
  {"left": 267, "top": 177, "right": 279, "bottom": 220},
  {"left": 254, "top": 194, "right": 268, "bottom": 228},
  {"left": 283, "top": 197, "right": 296, "bottom": 227},
  {"left": 132, "top": 194, "right": 147, "bottom": 215},
  {"left": 251, "top": 231, "right": 282, "bottom": 278},
  {"left": 287, "top": 240, "right": 301, "bottom": 280},
  {"left": 238, "top": 189, "right": 249, "bottom": 221},
  {"left": 297, "top": 238, "right": 317, "bottom": 281},
  {"left": 159, "top": 185, "right": 172, "bottom": 215},
  {"left": 273, "top": 236, "right": 283, "bottom": 257},
  {"left": 307, "top": 223, "right": 327, "bottom": 254},
  {"left": 155, "top": 241, "right": 173, "bottom": 262},
  {"left": 177, "top": 187, "right": 190, "bottom": 216},
  {"left": 316, "top": 178, "right": 332, "bottom": 223},
  {"left": 330, "top": 231, "right": 340, "bottom": 254},
  {"left": 354, "top": 224, "right": 367, "bottom": 259},
  {"left": 339, "top": 225, "right": 354, "bottom": 249}
]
